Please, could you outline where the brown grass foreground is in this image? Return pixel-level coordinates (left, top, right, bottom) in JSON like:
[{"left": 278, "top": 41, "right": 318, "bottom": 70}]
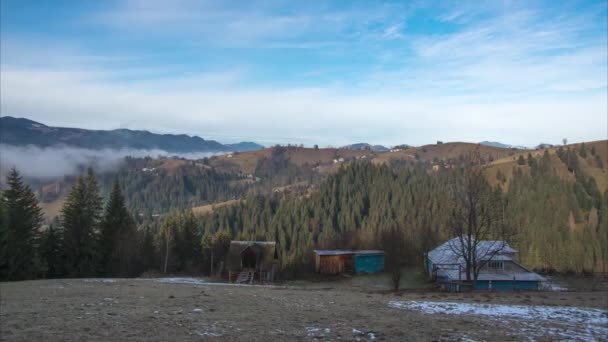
[{"left": 1, "top": 278, "right": 606, "bottom": 341}]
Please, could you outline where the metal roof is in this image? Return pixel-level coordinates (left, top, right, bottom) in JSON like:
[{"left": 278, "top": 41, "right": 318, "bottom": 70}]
[
  {"left": 313, "top": 249, "right": 385, "bottom": 256},
  {"left": 230, "top": 241, "right": 276, "bottom": 246},
  {"left": 354, "top": 250, "right": 385, "bottom": 255},
  {"left": 428, "top": 237, "right": 517, "bottom": 265},
  {"left": 314, "top": 250, "right": 355, "bottom": 256}
]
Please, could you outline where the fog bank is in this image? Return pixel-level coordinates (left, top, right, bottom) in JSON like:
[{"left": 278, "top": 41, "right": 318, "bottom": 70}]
[{"left": 0, "top": 144, "right": 220, "bottom": 179}]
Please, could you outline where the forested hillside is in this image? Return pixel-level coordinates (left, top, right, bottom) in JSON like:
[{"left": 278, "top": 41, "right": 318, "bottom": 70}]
[
  {"left": 194, "top": 152, "right": 607, "bottom": 275},
  {"left": 4, "top": 140, "right": 605, "bottom": 281}
]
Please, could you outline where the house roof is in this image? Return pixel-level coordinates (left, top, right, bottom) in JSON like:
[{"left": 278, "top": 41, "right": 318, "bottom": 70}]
[{"left": 428, "top": 237, "right": 516, "bottom": 265}]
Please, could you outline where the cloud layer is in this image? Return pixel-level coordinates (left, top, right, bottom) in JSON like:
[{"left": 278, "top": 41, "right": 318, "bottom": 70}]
[{"left": 0, "top": 144, "right": 218, "bottom": 179}]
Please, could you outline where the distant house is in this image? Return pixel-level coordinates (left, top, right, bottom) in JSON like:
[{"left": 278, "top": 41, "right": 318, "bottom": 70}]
[
  {"left": 226, "top": 241, "right": 279, "bottom": 284},
  {"left": 314, "top": 250, "right": 385, "bottom": 275},
  {"left": 427, "top": 238, "right": 545, "bottom": 292}
]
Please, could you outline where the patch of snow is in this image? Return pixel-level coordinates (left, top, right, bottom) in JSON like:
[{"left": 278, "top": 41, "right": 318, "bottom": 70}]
[
  {"left": 541, "top": 277, "right": 568, "bottom": 291},
  {"left": 84, "top": 279, "right": 116, "bottom": 283},
  {"left": 193, "top": 308, "right": 203, "bottom": 313},
  {"left": 147, "top": 277, "right": 281, "bottom": 288},
  {"left": 352, "top": 328, "right": 363, "bottom": 335},
  {"left": 193, "top": 330, "right": 222, "bottom": 337},
  {"left": 306, "top": 326, "right": 331, "bottom": 338},
  {"left": 156, "top": 277, "right": 207, "bottom": 285},
  {"left": 389, "top": 300, "right": 608, "bottom": 341}
]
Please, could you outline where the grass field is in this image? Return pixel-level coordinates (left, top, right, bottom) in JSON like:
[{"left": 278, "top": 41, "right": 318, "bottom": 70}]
[{"left": 1, "top": 276, "right": 606, "bottom": 341}]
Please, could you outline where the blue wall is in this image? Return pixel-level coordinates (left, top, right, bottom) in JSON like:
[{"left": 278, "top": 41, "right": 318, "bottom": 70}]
[
  {"left": 354, "top": 254, "right": 385, "bottom": 273},
  {"left": 473, "top": 280, "right": 539, "bottom": 291}
]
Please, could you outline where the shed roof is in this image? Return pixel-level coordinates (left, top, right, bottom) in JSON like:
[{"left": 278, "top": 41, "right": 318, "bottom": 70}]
[
  {"left": 354, "top": 250, "right": 385, "bottom": 255},
  {"left": 314, "top": 249, "right": 385, "bottom": 256},
  {"left": 314, "top": 250, "right": 355, "bottom": 256}
]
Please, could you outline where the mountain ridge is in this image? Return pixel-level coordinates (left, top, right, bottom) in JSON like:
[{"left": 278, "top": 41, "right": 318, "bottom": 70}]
[{"left": 0, "top": 116, "right": 264, "bottom": 153}]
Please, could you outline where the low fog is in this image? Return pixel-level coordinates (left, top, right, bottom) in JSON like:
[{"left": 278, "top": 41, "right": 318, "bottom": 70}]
[{"left": 0, "top": 144, "right": 221, "bottom": 180}]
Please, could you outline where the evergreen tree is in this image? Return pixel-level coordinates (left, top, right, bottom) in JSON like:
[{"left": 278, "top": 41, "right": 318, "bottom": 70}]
[
  {"left": 39, "top": 224, "right": 63, "bottom": 278},
  {"left": 61, "top": 171, "right": 102, "bottom": 277},
  {"left": 140, "top": 225, "right": 157, "bottom": 272},
  {"left": 0, "top": 168, "right": 43, "bottom": 280},
  {"left": 100, "top": 180, "right": 138, "bottom": 277},
  {"left": 517, "top": 155, "right": 526, "bottom": 165}
]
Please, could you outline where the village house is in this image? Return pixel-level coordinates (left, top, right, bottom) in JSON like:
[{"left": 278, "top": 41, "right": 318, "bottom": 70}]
[
  {"left": 427, "top": 237, "right": 545, "bottom": 292},
  {"left": 314, "top": 250, "right": 385, "bottom": 275},
  {"left": 226, "top": 241, "right": 279, "bottom": 284}
]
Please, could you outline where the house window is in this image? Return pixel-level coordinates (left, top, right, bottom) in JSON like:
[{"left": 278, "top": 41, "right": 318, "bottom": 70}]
[{"left": 488, "top": 261, "right": 504, "bottom": 270}]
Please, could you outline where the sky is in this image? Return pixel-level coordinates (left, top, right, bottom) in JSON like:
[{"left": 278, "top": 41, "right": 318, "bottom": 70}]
[{"left": 1, "top": 0, "right": 606, "bottom": 147}]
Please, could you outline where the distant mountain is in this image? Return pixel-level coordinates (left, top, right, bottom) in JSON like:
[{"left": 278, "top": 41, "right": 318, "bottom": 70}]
[
  {"left": 0, "top": 116, "right": 263, "bottom": 153},
  {"left": 224, "top": 141, "right": 264, "bottom": 152},
  {"left": 343, "top": 143, "right": 389, "bottom": 152},
  {"left": 479, "top": 141, "right": 528, "bottom": 150}
]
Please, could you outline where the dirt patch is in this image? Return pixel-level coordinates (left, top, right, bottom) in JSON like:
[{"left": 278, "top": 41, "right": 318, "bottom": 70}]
[{"left": 1, "top": 279, "right": 607, "bottom": 341}]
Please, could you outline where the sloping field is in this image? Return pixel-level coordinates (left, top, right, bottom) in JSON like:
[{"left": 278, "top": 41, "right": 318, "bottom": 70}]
[{"left": 191, "top": 199, "right": 241, "bottom": 215}]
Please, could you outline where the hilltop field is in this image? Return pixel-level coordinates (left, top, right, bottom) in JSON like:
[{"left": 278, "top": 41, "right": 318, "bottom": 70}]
[{"left": 1, "top": 277, "right": 607, "bottom": 341}]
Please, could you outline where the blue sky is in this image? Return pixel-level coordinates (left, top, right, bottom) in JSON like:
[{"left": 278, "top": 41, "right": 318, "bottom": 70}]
[{"left": 1, "top": 0, "right": 606, "bottom": 147}]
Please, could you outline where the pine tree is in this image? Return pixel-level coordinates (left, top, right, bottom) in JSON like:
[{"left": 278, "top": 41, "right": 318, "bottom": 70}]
[
  {"left": 39, "top": 224, "right": 62, "bottom": 278},
  {"left": 0, "top": 168, "right": 43, "bottom": 280},
  {"left": 517, "top": 155, "right": 526, "bottom": 165},
  {"left": 100, "top": 180, "right": 138, "bottom": 277},
  {"left": 140, "top": 225, "right": 157, "bottom": 272},
  {"left": 61, "top": 171, "right": 102, "bottom": 277}
]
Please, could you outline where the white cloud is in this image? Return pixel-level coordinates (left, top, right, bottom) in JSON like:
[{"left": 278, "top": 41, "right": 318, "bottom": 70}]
[{"left": 0, "top": 1, "right": 606, "bottom": 147}]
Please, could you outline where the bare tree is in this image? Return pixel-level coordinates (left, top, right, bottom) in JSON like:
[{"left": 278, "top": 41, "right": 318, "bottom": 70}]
[
  {"left": 382, "top": 229, "right": 403, "bottom": 290},
  {"left": 562, "top": 138, "right": 567, "bottom": 146},
  {"left": 448, "top": 167, "right": 514, "bottom": 284},
  {"left": 381, "top": 226, "right": 413, "bottom": 290}
]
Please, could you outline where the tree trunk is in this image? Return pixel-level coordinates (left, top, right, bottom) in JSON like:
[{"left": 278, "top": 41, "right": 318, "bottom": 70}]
[{"left": 163, "top": 237, "right": 169, "bottom": 274}]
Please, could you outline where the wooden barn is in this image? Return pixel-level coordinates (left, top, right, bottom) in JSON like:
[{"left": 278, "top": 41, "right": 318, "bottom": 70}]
[
  {"left": 226, "top": 241, "right": 279, "bottom": 284},
  {"left": 314, "top": 250, "right": 385, "bottom": 275}
]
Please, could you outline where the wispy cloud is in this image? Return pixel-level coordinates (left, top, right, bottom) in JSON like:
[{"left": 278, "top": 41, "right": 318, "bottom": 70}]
[{"left": 0, "top": 1, "right": 606, "bottom": 147}]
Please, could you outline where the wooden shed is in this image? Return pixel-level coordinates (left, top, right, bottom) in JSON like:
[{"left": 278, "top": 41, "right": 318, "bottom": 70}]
[
  {"left": 314, "top": 250, "right": 385, "bottom": 275},
  {"left": 314, "top": 250, "right": 355, "bottom": 274},
  {"left": 226, "top": 241, "right": 279, "bottom": 283}
]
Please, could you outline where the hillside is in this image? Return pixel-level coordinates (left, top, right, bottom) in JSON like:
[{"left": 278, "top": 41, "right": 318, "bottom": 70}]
[
  {"left": 485, "top": 140, "right": 608, "bottom": 192},
  {"left": 0, "top": 116, "right": 264, "bottom": 153},
  {"left": 28, "top": 140, "right": 608, "bottom": 223}
]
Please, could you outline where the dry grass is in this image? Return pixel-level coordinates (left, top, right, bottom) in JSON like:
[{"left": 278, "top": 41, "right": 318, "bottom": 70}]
[
  {"left": 39, "top": 198, "right": 66, "bottom": 220},
  {"left": 191, "top": 199, "right": 241, "bottom": 215}
]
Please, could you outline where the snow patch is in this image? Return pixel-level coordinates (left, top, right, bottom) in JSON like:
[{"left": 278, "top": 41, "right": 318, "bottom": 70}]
[
  {"left": 306, "top": 326, "right": 331, "bottom": 338},
  {"left": 389, "top": 300, "right": 608, "bottom": 341},
  {"left": 193, "top": 308, "right": 203, "bottom": 313},
  {"left": 156, "top": 277, "right": 207, "bottom": 285},
  {"left": 83, "top": 279, "right": 116, "bottom": 283},
  {"left": 150, "top": 277, "right": 280, "bottom": 287}
]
